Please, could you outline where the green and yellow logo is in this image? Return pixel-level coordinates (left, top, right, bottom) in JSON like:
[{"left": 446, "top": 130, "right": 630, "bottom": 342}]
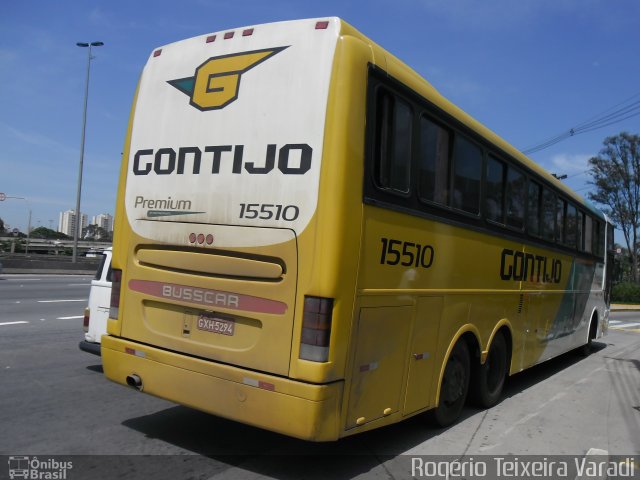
[{"left": 167, "top": 46, "right": 288, "bottom": 111}]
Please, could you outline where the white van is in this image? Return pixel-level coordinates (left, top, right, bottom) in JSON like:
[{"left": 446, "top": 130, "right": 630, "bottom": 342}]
[{"left": 79, "top": 248, "right": 112, "bottom": 356}]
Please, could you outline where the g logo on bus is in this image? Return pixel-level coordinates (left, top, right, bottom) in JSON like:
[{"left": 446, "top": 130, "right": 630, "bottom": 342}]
[{"left": 167, "top": 46, "right": 289, "bottom": 111}]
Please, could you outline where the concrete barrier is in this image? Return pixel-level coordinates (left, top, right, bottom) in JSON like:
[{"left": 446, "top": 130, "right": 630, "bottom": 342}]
[{"left": 0, "top": 255, "right": 100, "bottom": 274}]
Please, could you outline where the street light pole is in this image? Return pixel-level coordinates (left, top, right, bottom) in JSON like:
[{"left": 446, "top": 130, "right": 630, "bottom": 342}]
[{"left": 73, "top": 41, "right": 103, "bottom": 263}]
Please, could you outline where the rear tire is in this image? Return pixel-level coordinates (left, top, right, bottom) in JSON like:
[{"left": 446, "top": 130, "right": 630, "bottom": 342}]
[
  {"left": 579, "top": 316, "right": 597, "bottom": 357},
  {"left": 432, "top": 340, "right": 470, "bottom": 427},
  {"left": 470, "top": 331, "right": 508, "bottom": 408}
]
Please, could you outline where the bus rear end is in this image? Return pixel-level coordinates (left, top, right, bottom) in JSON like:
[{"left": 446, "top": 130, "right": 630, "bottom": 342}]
[{"left": 103, "top": 18, "right": 344, "bottom": 440}]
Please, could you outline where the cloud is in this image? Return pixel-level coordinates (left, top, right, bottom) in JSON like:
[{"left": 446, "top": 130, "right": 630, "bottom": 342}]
[
  {"left": 0, "top": 123, "right": 76, "bottom": 156},
  {"left": 549, "top": 153, "right": 593, "bottom": 175}
]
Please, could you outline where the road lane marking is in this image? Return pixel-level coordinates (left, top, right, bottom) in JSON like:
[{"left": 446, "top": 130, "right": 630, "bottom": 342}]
[
  {"left": 618, "top": 322, "right": 640, "bottom": 328},
  {"left": 3, "top": 278, "right": 42, "bottom": 281},
  {"left": 37, "top": 299, "right": 86, "bottom": 303},
  {"left": 0, "top": 321, "right": 29, "bottom": 326},
  {"left": 56, "top": 316, "right": 83, "bottom": 320},
  {"left": 610, "top": 321, "right": 640, "bottom": 332},
  {"left": 67, "top": 283, "right": 91, "bottom": 286}
]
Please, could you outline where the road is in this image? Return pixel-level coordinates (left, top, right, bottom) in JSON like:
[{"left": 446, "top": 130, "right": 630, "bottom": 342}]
[{"left": 1, "top": 275, "right": 639, "bottom": 479}]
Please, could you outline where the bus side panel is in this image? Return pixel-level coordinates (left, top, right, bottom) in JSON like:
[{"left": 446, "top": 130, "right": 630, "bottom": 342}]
[
  {"left": 288, "top": 33, "right": 372, "bottom": 383},
  {"left": 403, "top": 296, "right": 443, "bottom": 415},
  {"left": 346, "top": 303, "right": 412, "bottom": 429}
]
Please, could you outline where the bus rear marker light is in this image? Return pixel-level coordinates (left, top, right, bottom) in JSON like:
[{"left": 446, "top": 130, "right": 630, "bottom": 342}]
[
  {"left": 315, "top": 21, "right": 329, "bottom": 30},
  {"left": 206, "top": 35, "right": 216, "bottom": 43},
  {"left": 224, "top": 32, "right": 234, "bottom": 39},
  {"left": 242, "top": 29, "right": 254, "bottom": 37},
  {"left": 125, "top": 347, "right": 146, "bottom": 358},
  {"left": 359, "top": 361, "right": 379, "bottom": 372},
  {"left": 243, "top": 377, "right": 275, "bottom": 391}
]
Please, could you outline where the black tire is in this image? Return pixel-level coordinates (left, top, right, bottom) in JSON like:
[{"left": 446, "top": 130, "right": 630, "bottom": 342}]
[
  {"left": 432, "top": 340, "right": 470, "bottom": 427},
  {"left": 470, "top": 331, "right": 508, "bottom": 408},
  {"left": 579, "top": 316, "right": 597, "bottom": 357}
]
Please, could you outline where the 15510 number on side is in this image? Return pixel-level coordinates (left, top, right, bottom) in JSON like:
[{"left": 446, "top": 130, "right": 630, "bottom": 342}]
[{"left": 379, "top": 237, "right": 434, "bottom": 268}]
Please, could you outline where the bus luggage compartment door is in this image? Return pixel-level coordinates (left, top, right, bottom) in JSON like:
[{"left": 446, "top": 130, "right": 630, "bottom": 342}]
[{"left": 346, "top": 305, "right": 412, "bottom": 429}]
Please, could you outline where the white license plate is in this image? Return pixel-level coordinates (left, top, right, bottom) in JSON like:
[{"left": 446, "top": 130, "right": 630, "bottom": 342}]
[{"left": 196, "top": 313, "right": 235, "bottom": 336}]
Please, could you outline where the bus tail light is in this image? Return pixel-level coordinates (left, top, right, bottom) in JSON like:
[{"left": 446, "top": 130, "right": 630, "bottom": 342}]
[
  {"left": 109, "top": 269, "right": 122, "bottom": 320},
  {"left": 83, "top": 307, "right": 90, "bottom": 332},
  {"left": 299, "top": 296, "right": 333, "bottom": 362}
]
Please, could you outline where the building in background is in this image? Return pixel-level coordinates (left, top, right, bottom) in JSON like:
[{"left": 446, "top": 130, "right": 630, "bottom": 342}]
[
  {"left": 92, "top": 213, "right": 113, "bottom": 234},
  {"left": 58, "top": 210, "right": 88, "bottom": 237}
]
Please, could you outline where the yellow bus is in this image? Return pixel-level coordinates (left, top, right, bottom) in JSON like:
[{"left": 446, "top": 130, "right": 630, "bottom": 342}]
[{"left": 103, "top": 17, "right": 613, "bottom": 441}]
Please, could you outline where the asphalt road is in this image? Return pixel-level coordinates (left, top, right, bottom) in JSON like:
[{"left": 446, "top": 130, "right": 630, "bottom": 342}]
[{"left": 1, "top": 274, "right": 639, "bottom": 479}]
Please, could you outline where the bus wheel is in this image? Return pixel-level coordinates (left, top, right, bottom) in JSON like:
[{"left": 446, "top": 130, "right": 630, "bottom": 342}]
[
  {"left": 579, "top": 314, "right": 598, "bottom": 357},
  {"left": 432, "top": 340, "right": 470, "bottom": 427},
  {"left": 470, "top": 331, "right": 508, "bottom": 408}
]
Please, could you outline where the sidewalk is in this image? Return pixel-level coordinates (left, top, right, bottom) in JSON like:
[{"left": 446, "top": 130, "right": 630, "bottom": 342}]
[{"left": 611, "top": 304, "right": 640, "bottom": 311}]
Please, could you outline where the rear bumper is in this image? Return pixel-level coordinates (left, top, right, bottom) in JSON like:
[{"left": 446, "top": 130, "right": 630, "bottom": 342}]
[
  {"left": 78, "top": 340, "right": 101, "bottom": 356},
  {"left": 101, "top": 335, "right": 344, "bottom": 441}
]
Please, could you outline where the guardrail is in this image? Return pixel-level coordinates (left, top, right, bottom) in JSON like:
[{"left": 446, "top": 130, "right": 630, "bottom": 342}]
[{"left": 0, "top": 237, "right": 111, "bottom": 254}]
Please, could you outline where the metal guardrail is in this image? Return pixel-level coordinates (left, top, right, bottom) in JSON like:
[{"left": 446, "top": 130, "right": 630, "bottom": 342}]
[{"left": 0, "top": 237, "right": 111, "bottom": 254}]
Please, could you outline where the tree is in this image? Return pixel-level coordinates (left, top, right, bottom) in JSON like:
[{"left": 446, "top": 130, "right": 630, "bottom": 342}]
[
  {"left": 30, "top": 227, "right": 70, "bottom": 240},
  {"left": 588, "top": 132, "right": 640, "bottom": 282},
  {"left": 82, "top": 224, "right": 99, "bottom": 240},
  {"left": 0, "top": 217, "right": 5, "bottom": 234}
]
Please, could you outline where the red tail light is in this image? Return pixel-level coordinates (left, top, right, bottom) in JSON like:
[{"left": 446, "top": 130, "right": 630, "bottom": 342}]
[
  {"left": 109, "top": 269, "right": 122, "bottom": 320},
  {"left": 83, "top": 307, "right": 90, "bottom": 332},
  {"left": 299, "top": 296, "right": 333, "bottom": 362}
]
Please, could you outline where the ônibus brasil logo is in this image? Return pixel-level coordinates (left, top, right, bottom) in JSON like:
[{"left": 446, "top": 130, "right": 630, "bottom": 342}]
[{"left": 167, "top": 46, "right": 288, "bottom": 111}]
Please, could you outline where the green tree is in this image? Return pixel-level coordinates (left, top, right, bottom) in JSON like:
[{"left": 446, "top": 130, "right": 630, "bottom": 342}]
[
  {"left": 30, "top": 227, "right": 70, "bottom": 240},
  {"left": 588, "top": 132, "right": 640, "bottom": 282},
  {"left": 0, "top": 217, "right": 5, "bottom": 234}
]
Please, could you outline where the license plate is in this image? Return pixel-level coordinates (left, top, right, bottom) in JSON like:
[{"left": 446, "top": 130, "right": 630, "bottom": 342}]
[{"left": 196, "top": 313, "right": 235, "bottom": 336}]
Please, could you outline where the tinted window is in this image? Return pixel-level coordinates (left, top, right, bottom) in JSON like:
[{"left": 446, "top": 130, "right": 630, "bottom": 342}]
[
  {"left": 106, "top": 258, "right": 113, "bottom": 282},
  {"left": 593, "top": 220, "right": 604, "bottom": 256},
  {"left": 452, "top": 136, "right": 482, "bottom": 214},
  {"left": 375, "top": 90, "right": 412, "bottom": 193},
  {"left": 584, "top": 215, "right": 593, "bottom": 253},
  {"left": 565, "top": 203, "right": 577, "bottom": 248},
  {"left": 418, "top": 116, "right": 451, "bottom": 206},
  {"left": 528, "top": 182, "right": 541, "bottom": 236},
  {"left": 556, "top": 198, "right": 566, "bottom": 244},
  {"left": 577, "top": 211, "right": 584, "bottom": 251},
  {"left": 506, "top": 168, "right": 525, "bottom": 229},
  {"left": 485, "top": 155, "right": 504, "bottom": 223},
  {"left": 542, "top": 189, "right": 555, "bottom": 241},
  {"left": 95, "top": 253, "right": 107, "bottom": 281}
]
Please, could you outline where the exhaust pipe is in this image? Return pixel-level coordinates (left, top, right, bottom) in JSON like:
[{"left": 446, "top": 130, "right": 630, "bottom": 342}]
[{"left": 126, "top": 374, "right": 143, "bottom": 391}]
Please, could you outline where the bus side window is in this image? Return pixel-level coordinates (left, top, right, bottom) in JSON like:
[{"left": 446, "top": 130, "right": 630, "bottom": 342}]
[
  {"left": 584, "top": 215, "right": 593, "bottom": 253},
  {"left": 374, "top": 89, "right": 412, "bottom": 194},
  {"left": 528, "top": 181, "right": 542, "bottom": 236},
  {"left": 505, "top": 167, "right": 525, "bottom": 229},
  {"left": 556, "top": 198, "right": 566, "bottom": 245},
  {"left": 418, "top": 115, "right": 451, "bottom": 206},
  {"left": 577, "top": 210, "right": 584, "bottom": 251},
  {"left": 593, "top": 220, "right": 604, "bottom": 257},
  {"left": 452, "top": 135, "right": 482, "bottom": 215},
  {"left": 541, "top": 188, "right": 555, "bottom": 242},
  {"left": 565, "top": 203, "right": 577, "bottom": 248},
  {"left": 485, "top": 155, "right": 504, "bottom": 223}
]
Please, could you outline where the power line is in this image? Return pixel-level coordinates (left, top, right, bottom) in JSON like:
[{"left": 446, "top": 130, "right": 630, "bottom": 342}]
[{"left": 522, "top": 92, "right": 640, "bottom": 155}]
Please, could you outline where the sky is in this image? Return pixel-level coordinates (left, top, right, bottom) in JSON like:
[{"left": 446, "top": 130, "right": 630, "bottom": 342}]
[{"left": 1, "top": 0, "right": 639, "bottom": 242}]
